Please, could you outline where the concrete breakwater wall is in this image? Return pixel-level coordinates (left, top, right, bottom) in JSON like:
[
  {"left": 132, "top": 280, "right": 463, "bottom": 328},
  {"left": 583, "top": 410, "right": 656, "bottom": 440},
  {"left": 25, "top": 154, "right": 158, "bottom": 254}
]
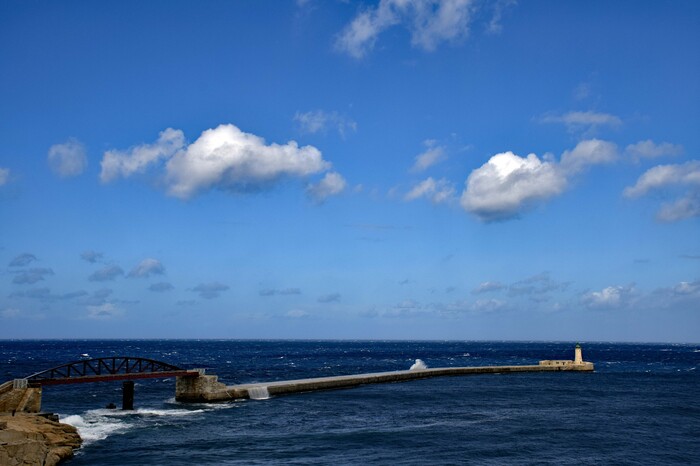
[{"left": 175, "top": 362, "right": 594, "bottom": 403}]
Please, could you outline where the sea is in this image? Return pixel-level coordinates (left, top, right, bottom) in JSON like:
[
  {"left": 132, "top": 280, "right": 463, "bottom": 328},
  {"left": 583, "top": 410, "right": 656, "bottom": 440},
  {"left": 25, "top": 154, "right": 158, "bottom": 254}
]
[{"left": 1, "top": 340, "right": 698, "bottom": 465}]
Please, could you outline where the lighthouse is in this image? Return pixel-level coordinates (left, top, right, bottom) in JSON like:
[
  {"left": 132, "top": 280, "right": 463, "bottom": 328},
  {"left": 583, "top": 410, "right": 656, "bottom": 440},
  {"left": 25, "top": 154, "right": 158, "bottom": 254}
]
[{"left": 574, "top": 343, "right": 583, "bottom": 365}]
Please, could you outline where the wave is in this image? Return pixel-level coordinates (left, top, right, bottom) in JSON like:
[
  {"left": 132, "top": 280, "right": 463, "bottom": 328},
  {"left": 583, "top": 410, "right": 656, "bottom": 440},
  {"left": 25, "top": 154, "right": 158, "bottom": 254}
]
[{"left": 60, "top": 404, "right": 227, "bottom": 446}]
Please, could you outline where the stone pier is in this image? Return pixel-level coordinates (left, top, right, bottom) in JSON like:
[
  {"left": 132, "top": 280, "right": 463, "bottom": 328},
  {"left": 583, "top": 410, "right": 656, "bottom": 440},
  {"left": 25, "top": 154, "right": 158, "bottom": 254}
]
[{"left": 175, "top": 361, "right": 594, "bottom": 403}]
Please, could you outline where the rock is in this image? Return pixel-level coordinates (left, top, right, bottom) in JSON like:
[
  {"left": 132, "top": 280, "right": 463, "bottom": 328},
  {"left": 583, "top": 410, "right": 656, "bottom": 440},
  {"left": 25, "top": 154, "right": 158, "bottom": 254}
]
[{"left": 0, "top": 413, "right": 81, "bottom": 465}]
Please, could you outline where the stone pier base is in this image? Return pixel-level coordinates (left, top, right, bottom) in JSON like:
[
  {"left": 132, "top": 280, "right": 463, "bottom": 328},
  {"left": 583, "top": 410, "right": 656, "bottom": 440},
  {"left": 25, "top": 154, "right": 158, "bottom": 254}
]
[{"left": 175, "top": 371, "right": 228, "bottom": 402}]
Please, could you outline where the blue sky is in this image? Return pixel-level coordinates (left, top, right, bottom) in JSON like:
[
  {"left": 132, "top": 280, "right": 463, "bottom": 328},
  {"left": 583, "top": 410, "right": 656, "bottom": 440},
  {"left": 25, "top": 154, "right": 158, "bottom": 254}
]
[{"left": 1, "top": 0, "right": 698, "bottom": 342}]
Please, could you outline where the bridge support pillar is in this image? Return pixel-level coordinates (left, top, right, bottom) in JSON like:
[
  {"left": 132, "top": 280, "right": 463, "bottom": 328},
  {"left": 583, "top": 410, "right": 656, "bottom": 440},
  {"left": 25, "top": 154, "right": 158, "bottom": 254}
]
[{"left": 122, "top": 381, "right": 134, "bottom": 410}]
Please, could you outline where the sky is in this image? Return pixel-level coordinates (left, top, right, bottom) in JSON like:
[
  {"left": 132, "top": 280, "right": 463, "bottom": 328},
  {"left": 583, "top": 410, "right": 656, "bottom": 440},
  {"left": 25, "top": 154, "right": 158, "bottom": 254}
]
[{"left": 0, "top": 0, "right": 698, "bottom": 342}]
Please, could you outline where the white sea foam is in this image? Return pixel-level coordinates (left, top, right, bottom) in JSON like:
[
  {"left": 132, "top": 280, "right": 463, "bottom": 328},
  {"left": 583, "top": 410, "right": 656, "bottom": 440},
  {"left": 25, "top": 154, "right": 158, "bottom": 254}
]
[
  {"left": 61, "top": 405, "right": 217, "bottom": 446},
  {"left": 410, "top": 359, "right": 427, "bottom": 370},
  {"left": 248, "top": 386, "right": 270, "bottom": 400},
  {"left": 61, "top": 413, "right": 129, "bottom": 445}
]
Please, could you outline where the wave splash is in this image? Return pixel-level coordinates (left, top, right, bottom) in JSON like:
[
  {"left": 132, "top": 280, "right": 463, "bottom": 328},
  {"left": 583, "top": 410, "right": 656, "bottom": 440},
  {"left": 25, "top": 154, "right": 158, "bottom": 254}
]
[
  {"left": 410, "top": 359, "right": 428, "bottom": 370},
  {"left": 61, "top": 405, "right": 223, "bottom": 446}
]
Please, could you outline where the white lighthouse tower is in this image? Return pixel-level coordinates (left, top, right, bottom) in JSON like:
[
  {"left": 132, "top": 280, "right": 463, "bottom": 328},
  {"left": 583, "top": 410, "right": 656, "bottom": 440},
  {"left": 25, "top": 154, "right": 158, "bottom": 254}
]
[{"left": 574, "top": 343, "right": 583, "bottom": 365}]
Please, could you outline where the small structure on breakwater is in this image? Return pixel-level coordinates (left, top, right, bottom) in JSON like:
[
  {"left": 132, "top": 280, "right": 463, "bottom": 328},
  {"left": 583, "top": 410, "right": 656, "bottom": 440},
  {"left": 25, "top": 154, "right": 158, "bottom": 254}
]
[
  {"left": 539, "top": 344, "right": 593, "bottom": 369},
  {"left": 175, "top": 344, "right": 594, "bottom": 403}
]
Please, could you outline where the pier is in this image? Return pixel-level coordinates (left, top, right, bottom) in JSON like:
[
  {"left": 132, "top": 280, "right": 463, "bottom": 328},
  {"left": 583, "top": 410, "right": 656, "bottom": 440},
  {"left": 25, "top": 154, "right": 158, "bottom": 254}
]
[
  {"left": 176, "top": 346, "right": 594, "bottom": 402},
  {"left": 1, "top": 346, "right": 593, "bottom": 412}
]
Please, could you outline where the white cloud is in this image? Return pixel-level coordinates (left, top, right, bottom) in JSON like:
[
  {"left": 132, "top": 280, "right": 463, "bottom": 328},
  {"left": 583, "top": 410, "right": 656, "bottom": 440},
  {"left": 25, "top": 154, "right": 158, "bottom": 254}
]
[
  {"left": 470, "top": 298, "right": 506, "bottom": 313},
  {"left": 86, "top": 303, "right": 123, "bottom": 320},
  {"left": 581, "top": 285, "right": 635, "bottom": 310},
  {"left": 101, "top": 124, "right": 337, "bottom": 200},
  {"left": 672, "top": 280, "right": 700, "bottom": 295},
  {"left": 336, "top": 0, "right": 476, "bottom": 59},
  {"left": 460, "top": 151, "right": 565, "bottom": 221},
  {"left": 48, "top": 138, "right": 88, "bottom": 177},
  {"left": 624, "top": 161, "right": 700, "bottom": 198},
  {"left": 12, "top": 268, "right": 54, "bottom": 285},
  {"left": 623, "top": 161, "right": 700, "bottom": 222},
  {"left": 100, "top": 128, "right": 186, "bottom": 182},
  {"left": 472, "top": 281, "right": 505, "bottom": 294},
  {"left": 461, "top": 140, "right": 617, "bottom": 221},
  {"left": 149, "top": 282, "right": 174, "bottom": 292},
  {"left": 89, "top": 265, "right": 124, "bottom": 282},
  {"left": 306, "top": 172, "right": 347, "bottom": 202},
  {"left": 0, "top": 167, "right": 9, "bottom": 186},
  {"left": 540, "top": 111, "right": 622, "bottom": 133},
  {"left": 625, "top": 140, "right": 683, "bottom": 161},
  {"left": 128, "top": 258, "right": 165, "bottom": 278},
  {"left": 411, "top": 142, "right": 446, "bottom": 172},
  {"left": 559, "top": 139, "right": 618, "bottom": 174},
  {"left": 9, "top": 253, "right": 37, "bottom": 267},
  {"left": 165, "top": 124, "right": 330, "bottom": 199},
  {"left": 485, "top": 0, "right": 516, "bottom": 35},
  {"left": 656, "top": 194, "right": 700, "bottom": 222},
  {"left": 80, "top": 250, "right": 103, "bottom": 263},
  {"left": 191, "top": 282, "right": 229, "bottom": 299},
  {"left": 294, "top": 110, "right": 357, "bottom": 138},
  {"left": 405, "top": 177, "right": 455, "bottom": 204}
]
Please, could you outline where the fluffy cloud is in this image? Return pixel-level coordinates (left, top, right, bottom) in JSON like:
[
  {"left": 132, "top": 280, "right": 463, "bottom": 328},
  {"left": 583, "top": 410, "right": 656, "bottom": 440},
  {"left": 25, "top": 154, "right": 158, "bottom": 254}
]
[
  {"left": 624, "top": 161, "right": 700, "bottom": 222},
  {"left": 460, "top": 151, "right": 565, "bottom": 221},
  {"left": 101, "top": 124, "right": 337, "bottom": 200},
  {"left": 166, "top": 124, "right": 330, "bottom": 198},
  {"left": 559, "top": 139, "right": 618, "bottom": 174},
  {"left": 129, "top": 258, "right": 165, "bottom": 278},
  {"left": 9, "top": 253, "right": 37, "bottom": 267},
  {"left": 100, "top": 128, "right": 185, "bottom": 182},
  {"left": 12, "top": 268, "right": 54, "bottom": 285},
  {"left": 540, "top": 111, "right": 622, "bottom": 133},
  {"left": 80, "top": 250, "right": 103, "bottom": 263},
  {"left": 461, "top": 140, "right": 617, "bottom": 221},
  {"left": 625, "top": 140, "right": 683, "bottom": 161},
  {"left": 48, "top": 138, "right": 88, "bottom": 177},
  {"left": 306, "top": 172, "right": 347, "bottom": 202},
  {"left": 405, "top": 177, "right": 455, "bottom": 204},
  {"left": 89, "top": 265, "right": 124, "bottom": 282},
  {"left": 336, "top": 0, "right": 476, "bottom": 58},
  {"left": 411, "top": 141, "right": 446, "bottom": 172},
  {"left": 0, "top": 167, "right": 9, "bottom": 186},
  {"left": 472, "top": 281, "right": 505, "bottom": 294},
  {"left": 624, "top": 161, "right": 700, "bottom": 198},
  {"left": 149, "top": 282, "right": 174, "bottom": 292},
  {"left": 581, "top": 285, "right": 636, "bottom": 310},
  {"left": 508, "top": 273, "right": 568, "bottom": 297},
  {"left": 192, "top": 282, "right": 229, "bottom": 299},
  {"left": 86, "top": 303, "right": 123, "bottom": 320},
  {"left": 294, "top": 110, "right": 357, "bottom": 138}
]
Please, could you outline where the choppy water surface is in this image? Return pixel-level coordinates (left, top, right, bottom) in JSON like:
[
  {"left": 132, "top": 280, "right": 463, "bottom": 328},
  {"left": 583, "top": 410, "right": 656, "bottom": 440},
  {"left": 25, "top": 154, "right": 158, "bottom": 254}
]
[{"left": 1, "top": 340, "right": 698, "bottom": 465}]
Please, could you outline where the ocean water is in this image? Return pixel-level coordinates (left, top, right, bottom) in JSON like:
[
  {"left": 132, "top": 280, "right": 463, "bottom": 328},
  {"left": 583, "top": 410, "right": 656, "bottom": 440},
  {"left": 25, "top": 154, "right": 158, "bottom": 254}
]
[{"left": 1, "top": 340, "right": 698, "bottom": 465}]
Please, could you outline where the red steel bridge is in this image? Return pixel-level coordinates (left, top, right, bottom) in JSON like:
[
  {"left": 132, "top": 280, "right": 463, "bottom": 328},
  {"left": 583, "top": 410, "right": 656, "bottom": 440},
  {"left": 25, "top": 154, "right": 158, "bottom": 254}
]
[
  {"left": 7, "top": 357, "right": 202, "bottom": 410},
  {"left": 25, "top": 356, "right": 199, "bottom": 386}
]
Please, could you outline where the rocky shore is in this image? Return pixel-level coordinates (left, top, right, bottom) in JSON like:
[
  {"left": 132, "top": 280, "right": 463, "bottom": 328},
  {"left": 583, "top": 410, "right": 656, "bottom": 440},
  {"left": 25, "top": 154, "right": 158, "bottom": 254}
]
[{"left": 0, "top": 413, "right": 81, "bottom": 465}]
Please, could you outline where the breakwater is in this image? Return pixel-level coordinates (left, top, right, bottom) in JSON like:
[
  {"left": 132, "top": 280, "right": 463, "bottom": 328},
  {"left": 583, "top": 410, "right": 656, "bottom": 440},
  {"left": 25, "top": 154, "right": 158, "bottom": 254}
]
[{"left": 176, "top": 360, "right": 594, "bottom": 402}]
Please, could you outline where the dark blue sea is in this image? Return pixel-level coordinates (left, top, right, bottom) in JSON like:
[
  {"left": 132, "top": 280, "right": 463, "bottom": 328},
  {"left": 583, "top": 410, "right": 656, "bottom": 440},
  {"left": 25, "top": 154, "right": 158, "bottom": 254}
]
[{"left": 1, "top": 340, "right": 699, "bottom": 465}]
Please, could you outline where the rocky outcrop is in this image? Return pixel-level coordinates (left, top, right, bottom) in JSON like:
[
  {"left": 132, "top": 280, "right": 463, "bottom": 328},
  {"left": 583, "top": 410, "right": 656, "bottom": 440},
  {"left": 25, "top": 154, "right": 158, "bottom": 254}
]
[{"left": 0, "top": 414, "right": 81, "bottom": 466}]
